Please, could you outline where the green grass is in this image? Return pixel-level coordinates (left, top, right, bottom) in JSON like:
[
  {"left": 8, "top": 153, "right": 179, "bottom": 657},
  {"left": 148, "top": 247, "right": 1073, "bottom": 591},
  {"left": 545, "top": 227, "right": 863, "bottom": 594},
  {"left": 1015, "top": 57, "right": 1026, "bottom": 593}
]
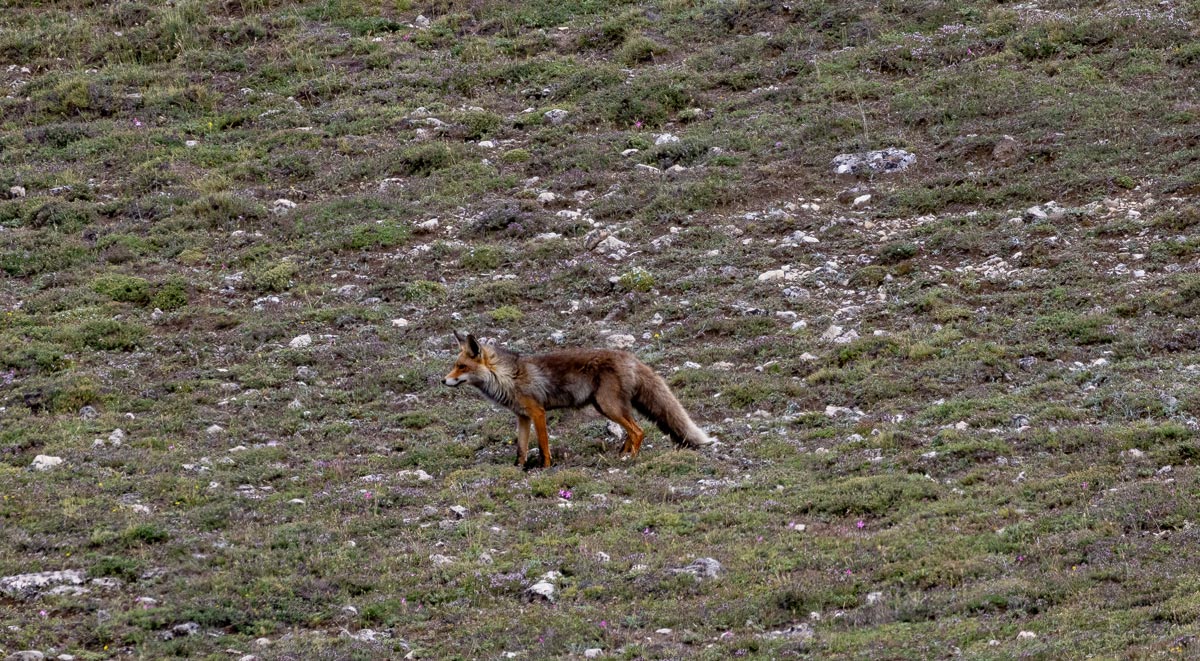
[{"left": 2, "top": 0, "right": 1200, "bottom": 658}]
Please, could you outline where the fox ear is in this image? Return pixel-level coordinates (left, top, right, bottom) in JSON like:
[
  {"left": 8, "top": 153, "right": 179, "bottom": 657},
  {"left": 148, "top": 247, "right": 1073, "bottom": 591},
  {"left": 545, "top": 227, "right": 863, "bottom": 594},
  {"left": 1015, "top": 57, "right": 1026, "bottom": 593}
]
[
  {"left": 453, "top": 330, "right": 465, "bottom": 349},
  {"left": 466, "top": 333, "right": 482, "bottom": 358}
]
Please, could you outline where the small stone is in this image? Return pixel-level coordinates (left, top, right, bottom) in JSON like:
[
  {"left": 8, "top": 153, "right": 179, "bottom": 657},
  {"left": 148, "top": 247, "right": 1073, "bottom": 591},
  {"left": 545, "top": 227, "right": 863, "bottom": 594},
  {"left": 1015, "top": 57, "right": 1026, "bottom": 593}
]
[
  {"left": 655, "top": 133, "right": 681, "bottom": 146},
  {"left": 334, "top": 284, "right": 361, "bottom": 299},
  {"left": 206, "top": 424, "right": 224, "bottom": 436},
  {"left": 7, "top": 652, "right": 45, "bottom": 661},
  {"left": 799, "top": 352, "right": 818, "bottom": 361},
  {"left": 254, "top": 637, "right": 272, "bottom": 647},
  {"left": 391, "top": 318, "right": 410, "bottom": 328},
  {"left": 537, "top": 191, "right": 557, "bottom": 204},
  {"left": 31, "top": 455, "right": 63, "bottom": 471},
  {"left": 584, "top": 649, "right": 602, "bottom": 659},
  {"left": 79, "top": 405, "right": 99, "bottom": 420},
  {"left": 543, "top": 109, "right": 569, "bottom": 125},
  {"left": 414, "top": 14, "right": 431, "bottom": 28},
  {"left": 1124, "top": 448, "right": 1145, "bottom": 459},
  {"left": 288, "top": 498, "right": 305, "bottom": 505},
  {"left": 9, "top": 185, "right": 26, "bottom": 198},
  {"left": 108, "top": 429, "right": 126, "bottom": 445},
  {"left": 184, "top": 140, "right": 199, "bottom": 148},
  {"left": 595, "top": 551, "right": 611, "bottom": 563},
  {"left": 866, "top": 591, "right": 883, "bottom": 605},
  {"left": 621, "top": 148, "right": 640, "bottom": 156},
  {"left": 831, "top": 147, "right": 916, "bottom": 175},
  {"left": 289, "top": 334, "right": 312, "bottom": 349},
  {"left": 1017, "top": 631, "right": 1037, "bottom": 640},
  {"left": 634, "top": 163, "right": 662, "bottom": 175},
  {"left": 594, "top": 235, "right": 629, "bottom": 252},
  {"left": 852, "top": 194, "right": 872, "bottom": 207},
  {"left": 655, "top": 628, "right": 673, "bottom": 634},
  {"left": 606, "top": 334, "right": 636, "bottom": 350},
  {"left": 415, "top": 219, "right": 439, "bottom": 232},
  {"left": 271, "top": 198, "right": 297, "bottom": 214},
  {"left": 430, "top": 554, "right": 455, "bottom": 567},
  {"left": 478, "top": 140, "right": 495, "bottom": 149},
  {"left": 449, "top": 505, "right": 468, "bottom": 518},
  {"left": 758, "top": 269, "right": 786, "bottom": 282}
]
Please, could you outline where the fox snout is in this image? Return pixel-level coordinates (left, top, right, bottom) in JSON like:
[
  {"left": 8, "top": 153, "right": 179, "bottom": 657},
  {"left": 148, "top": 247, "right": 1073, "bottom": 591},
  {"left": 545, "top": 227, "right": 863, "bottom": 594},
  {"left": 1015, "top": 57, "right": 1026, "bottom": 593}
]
[{"left": 443, "top": 375, "right": 466, "bottom": 387}]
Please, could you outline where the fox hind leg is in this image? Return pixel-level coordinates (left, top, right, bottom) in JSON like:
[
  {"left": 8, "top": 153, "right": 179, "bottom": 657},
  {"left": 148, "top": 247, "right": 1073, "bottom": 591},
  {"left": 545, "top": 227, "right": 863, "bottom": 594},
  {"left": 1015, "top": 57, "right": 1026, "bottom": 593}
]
[
  {"left": 516, "top": 415, "right": 531, "bottom": 467},
  {"left": 595, "top": 387, "right": 644, "bottom": 457}
]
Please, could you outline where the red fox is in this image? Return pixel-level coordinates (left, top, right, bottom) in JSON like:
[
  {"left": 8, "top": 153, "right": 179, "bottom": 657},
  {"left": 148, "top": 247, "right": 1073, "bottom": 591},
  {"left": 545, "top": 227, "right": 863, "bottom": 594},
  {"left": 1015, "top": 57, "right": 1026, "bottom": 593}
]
[{"left": 443, "top": 332, "right": 713, "bottom": 468}]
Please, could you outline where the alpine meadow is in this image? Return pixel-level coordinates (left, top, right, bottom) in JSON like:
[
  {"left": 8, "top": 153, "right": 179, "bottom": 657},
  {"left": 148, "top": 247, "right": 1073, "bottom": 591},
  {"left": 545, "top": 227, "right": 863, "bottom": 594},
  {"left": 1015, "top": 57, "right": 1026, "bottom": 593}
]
[{"left": 2, "top": 0, "right": 1200, "bottom": 658}]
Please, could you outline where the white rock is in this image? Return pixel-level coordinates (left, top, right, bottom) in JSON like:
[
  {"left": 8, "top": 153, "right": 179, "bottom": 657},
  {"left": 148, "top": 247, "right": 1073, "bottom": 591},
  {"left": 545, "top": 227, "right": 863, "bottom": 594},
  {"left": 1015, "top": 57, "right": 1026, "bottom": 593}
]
[
  {"left": 799, "top": 352, "right": 818, "bottom": 361},
  {"left": 391, "top": 318, "right": 410, "bottom": 328},
  {"left": 206, "top": 424, "right": 224, "bottom": 436},
  {"left": 524, "top": 580, "right": 556, "bottom": 602},
  {"left": 621, "top": 148, "right": 640, "bottom": 156},
  {"left": 606, "top": 334, "right": 636, "bottom": 350},
  {"left": 543, "top": 109, "right": 569, "bottom": 125},
  {"left": 289, "top": 334, "right": 312, "bottom": 349},
  {"left": 537, "top": 191, "right": 557, "bottom": 204},
  {"left": 821, "top": 325, "right": 844, "bottom": 341},
  {"left": 398, "top": 469, "right": 433, "bottom": 482},
  {"left": 185, "top": 140, "right": 199, "bottom": 148},
  {"left": 758, "top": 269, "right": 786, "bottom": 282},
  {"left": 272, "top": 198, "right": 297, "bottom": 214},
  {"left": 595, "top": 551, "right": 611, "bottom": 563},
  {"left": 415, "top": 219, "right": 439, "bottom": 232},
  {"left": 1124, "top": 448, "right": 1145, "bottom": 459},
  {"left": 852, "top": 194, "right": 872, "bottom": 206},
  {"left": 584, "top": 649, "right": 602, "bottom": 659},
  {"left": 1017, "top": 631, "right": 1037, "bottom": 640},
  {"left": 832, "top": 329, "right": 859, "bottom": 344},
  {"left": 655, "top": 628, "right": 673, "bottom": 634},
  {"left": 30, "top": 455, "right": 63, "bottom": 471},
  {"left": 449, "top": 505, "right": 468, "bottom": 518},
  {"left": 634, "top": 163, "right": 662, "bottom": 175},
  {"left": 430, "top": 554, "right": 455, "bottom": 567},
  {"left": 0, "top": 569, "right": 85, "bottom": 597},
  {"left": 595, "top": 235, "right": 630, "bottom": 252},
  {"left": 655, "top": 133, "right": 681, "bottom": 145},
  {"left": 866, "top": 591, "right": 883, "bottom": 605},
  {"left": 478, "top": 140, "right": 495, "bottom": 149},
  {"left": 414, "top": 14, "right": 431, "bottom": 28},
  {"left": 9, "top": 185, "right": 26, "bottom": 198}
]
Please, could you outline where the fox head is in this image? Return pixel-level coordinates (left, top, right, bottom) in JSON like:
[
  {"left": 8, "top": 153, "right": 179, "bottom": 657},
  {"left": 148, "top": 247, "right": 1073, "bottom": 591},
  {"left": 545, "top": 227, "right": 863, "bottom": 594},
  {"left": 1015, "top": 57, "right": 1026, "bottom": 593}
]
[{"left": 444, "top": 331, "right": 488, "bottom": 387}]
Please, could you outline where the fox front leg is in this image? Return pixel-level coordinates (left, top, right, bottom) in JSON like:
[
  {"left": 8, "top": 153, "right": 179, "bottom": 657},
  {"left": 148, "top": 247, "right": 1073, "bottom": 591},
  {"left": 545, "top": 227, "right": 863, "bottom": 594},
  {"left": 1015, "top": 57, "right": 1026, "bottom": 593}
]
[{"left": 516, "top": 415, "right": 531, "bottom": 467}]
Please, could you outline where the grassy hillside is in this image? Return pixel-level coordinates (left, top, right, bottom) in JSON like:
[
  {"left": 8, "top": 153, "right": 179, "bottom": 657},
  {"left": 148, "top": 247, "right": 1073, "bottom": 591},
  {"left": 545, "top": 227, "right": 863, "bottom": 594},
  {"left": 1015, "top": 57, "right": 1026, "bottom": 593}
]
[{"left": 2, "top": 0, "right": 1199, "bottom": 658}]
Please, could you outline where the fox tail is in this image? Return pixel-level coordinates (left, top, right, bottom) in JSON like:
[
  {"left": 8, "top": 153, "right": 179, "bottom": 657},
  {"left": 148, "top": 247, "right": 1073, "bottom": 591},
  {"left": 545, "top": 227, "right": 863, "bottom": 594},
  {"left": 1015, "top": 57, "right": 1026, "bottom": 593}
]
[{"left": 632, "top": 363, "right": 714, "bottom": 448}]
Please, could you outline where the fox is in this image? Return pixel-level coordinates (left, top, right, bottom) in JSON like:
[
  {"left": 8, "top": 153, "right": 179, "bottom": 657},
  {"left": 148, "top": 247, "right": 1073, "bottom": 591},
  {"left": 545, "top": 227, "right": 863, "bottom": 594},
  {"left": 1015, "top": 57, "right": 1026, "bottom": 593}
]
[{"left": 443, "top": 331, "right": 714, "bottom": 468}]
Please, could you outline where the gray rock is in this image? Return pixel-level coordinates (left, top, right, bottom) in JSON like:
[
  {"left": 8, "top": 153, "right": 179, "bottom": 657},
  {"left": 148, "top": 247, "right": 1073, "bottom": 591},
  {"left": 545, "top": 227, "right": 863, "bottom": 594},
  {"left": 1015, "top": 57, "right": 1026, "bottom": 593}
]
[
  {"left": 334, "top": 284, "right": 362, "bottom": 299},
  {"left": 9, "top": 185, "right": 26, "bottom": 198},
  {"left": 634, "top": 163, "right": 662, "bottom": 175},
  {"left": 655, "top": 133, "right": 681, "bottom": 146},
  {"left": 832, "top": 147, "right": 916, "bottom": 175},
  {"left": 271, "top": 198, "right": 297, "bottom": 214},
  {"left": 762, "top": 623, "right": 814, "bottom": 642},
  {"left": 449, "top": 505, "right": 468, "bottom": 518},
  {"left": 172, "top": 622, "right": 201, "bottom": 636},
  {"left": 669, "top": 557, "right": 722, "bottom": 579},
  {"left": 79, "top": 405, "right": 99, "bottom": 420},
  {"left": 289, "top": 334, "right": 312, "bottom": 349},
  {"left": 414, "top": 14, "right": 431, "bottom": 28},
  {"left": 543, "top": 109, "right": 569, "bottom": 125},
  {"left": 7, "top": 652, "right": 45, "bottom": 661}
]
